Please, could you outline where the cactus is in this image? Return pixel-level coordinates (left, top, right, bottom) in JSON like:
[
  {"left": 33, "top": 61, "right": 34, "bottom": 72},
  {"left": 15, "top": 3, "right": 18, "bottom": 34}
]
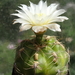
[
  {"left": 12, "top": 34, "right": 69, "bottom": 75},
  {"left": 11, "top": 0, "right": 70, "bottom": 75}
]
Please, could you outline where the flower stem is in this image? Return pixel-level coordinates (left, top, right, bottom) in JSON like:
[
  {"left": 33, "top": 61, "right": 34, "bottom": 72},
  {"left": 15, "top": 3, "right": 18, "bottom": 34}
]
[{"left": 35, "top": 33, "right": 43, "bottom": 45}]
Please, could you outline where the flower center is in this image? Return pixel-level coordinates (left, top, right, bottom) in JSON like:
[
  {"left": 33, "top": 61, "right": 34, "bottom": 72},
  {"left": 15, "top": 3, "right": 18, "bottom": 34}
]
[{"left": 37, "top": 13, "right": 44, "bottom": 17}]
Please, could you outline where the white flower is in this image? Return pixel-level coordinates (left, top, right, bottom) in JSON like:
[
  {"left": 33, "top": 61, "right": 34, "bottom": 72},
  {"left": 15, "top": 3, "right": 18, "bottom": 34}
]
[{"left": 12, "top": 0, "right": 68, "bottom": 33}]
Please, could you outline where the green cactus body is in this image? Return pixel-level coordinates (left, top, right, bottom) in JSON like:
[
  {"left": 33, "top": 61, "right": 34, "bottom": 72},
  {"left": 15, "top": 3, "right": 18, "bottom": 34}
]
[{"left": 13, "top": 35, "right": 69, "bottom": 75}]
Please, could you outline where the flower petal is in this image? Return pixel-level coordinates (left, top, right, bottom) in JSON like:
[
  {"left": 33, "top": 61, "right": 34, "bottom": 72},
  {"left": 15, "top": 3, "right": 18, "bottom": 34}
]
[
  {"left": 47, "top": 3, "right": 59, "bottom": 15},
  {"left": 56, "top": 16, "right": 69, "bottom": 22},
  {"left": 44, "top": 23, "right": 61, "bottom": 32},
  {"left": 29, "top": 1, "right": 36, "bottom": 14},
  {"left": 40, "top": 1, "right": 47, "bottom": 13},
  {"left": 13, "top": 18, "right": 30, "bottom": 24},
  {"left": 18, "top": 5, "right": 37, "bottom": 23},
  {"left": 51, "top": 9, "right": 66, "bottom": 18},
  {"left": 19, "top": 25, "right": 31, "bottom": 32},
  {"left": 11, "top": 13, "right": 25, "bottom": 19},
  {"left": 32, "top": 26, "right": 47, "bottom": 33},
  {"left": 21, "top": 7, "right": 37, "bottom": 24},
  {"left": 38, "top": 0, "right": 44, "bottom": 10},
  {"left": 19, "top": 4, "right": 28, "bottom": 12},
  {"left": 48, "top": 16, "right": 69, "bottom": 23},
  {"left": 35, "top": 0, "right": 47, "bottom": 14},
  {"left": 11, "top": 10, "right": 30, "bottom": 21}
]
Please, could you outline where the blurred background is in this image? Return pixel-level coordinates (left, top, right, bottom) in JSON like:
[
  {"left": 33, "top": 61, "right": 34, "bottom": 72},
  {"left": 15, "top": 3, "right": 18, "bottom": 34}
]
[{"left": 0, "top": 0, "right": 75, "bottom": 75}]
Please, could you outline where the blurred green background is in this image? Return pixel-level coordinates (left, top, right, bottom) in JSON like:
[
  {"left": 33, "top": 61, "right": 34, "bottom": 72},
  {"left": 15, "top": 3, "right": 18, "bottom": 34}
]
[{"left": 0, "top": 0, "right": 75, "bottom": 75}]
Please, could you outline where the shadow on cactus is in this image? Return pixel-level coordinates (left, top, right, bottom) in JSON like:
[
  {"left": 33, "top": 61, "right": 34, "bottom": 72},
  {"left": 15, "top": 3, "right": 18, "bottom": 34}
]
[{"left": 11, "top": 0, "right": 70, "bottom": 75}]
